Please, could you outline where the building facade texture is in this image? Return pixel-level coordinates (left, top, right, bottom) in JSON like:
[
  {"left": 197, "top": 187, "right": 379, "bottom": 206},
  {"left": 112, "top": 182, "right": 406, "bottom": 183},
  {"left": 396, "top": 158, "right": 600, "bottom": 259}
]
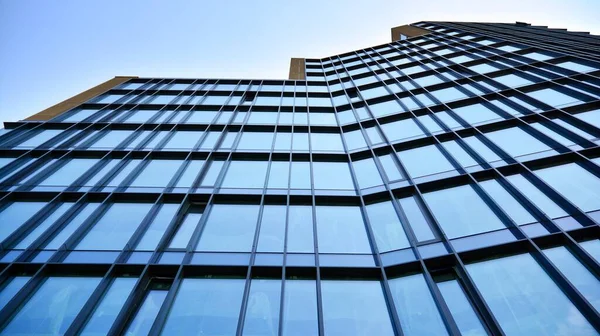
[{"left": 0, "top": 21, "right": 600, "bottom": 335}]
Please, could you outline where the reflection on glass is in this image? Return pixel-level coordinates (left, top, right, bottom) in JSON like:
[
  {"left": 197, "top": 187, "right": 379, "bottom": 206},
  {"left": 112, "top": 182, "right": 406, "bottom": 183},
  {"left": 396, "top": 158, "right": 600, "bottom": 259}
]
[
  {"left": 437, "top": 280, "right": 487, "bottom": 336},
  {"left": 196, "top": 204, "right": 259, "bottom": 252},
  {"left": 242, "top": 279, "right": 281, "bottom": 336},
  {"left": 281, "top": 280, "right": 318, "bottom": 336},
  {"left": 1, "top": 277, "right": 100, "bottom": 335},
  {"left": 126, "top": 290, "right": 168, "bottom": 336},
  {"left": 316, "top": 206, "right": 371, "bottom": 254},
  {"left": 364, "top": 201, "right": 410, "bottom": 252},
  {"left": 81, "top": 278, "right": 137, "bottom": 336},
  {"left": 0, "top": 276, "right": 31, "bottom": 310},
  {"left": 321, "top": 280, "right": 395, "bottom": 336},
  {"left": 389, "top": 274, "right": 448, "bottom": 336},
  {"left": 161, "top": 278, "right": 245, "bottom": 335},
  {"left": 467, "top": 253, "right": 596, "bottom": 335}
]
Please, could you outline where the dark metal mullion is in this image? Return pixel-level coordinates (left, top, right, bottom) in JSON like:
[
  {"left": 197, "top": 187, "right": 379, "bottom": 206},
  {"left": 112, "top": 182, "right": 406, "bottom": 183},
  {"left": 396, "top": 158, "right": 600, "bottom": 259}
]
[
  {"left": 152, "top": 198, "right": 192, "bottom": 260},
  {"left": 118, "top": 197, "right": 167, "bottom": 263}
]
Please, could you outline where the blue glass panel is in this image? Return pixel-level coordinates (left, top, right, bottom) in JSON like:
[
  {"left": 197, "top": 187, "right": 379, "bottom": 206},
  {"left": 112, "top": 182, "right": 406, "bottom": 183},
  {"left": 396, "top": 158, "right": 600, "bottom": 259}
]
[
  {"left": 196, "top": 204, "right": 259, "bottom": 252},
  {"left": 310, "top": 133, "right": 344, "bottom": 151},
  {"left": 452, "top": 104, "right": 501, "bottom": 125},
  {"left": 160, "top": 278, "right": 245, "bottom": 335},
  {"left": 169, "top": 213, "right": 202, "bottom": 249},
  {"left": 136, "top": 204, "right": 179, "bottom": 251},
  {"left": 389, "top": 274, "right": 448, "bottom": 336},
  {"left": 0, "top": 202, "right": 46, "bottom": 243},
  {"left": 286, "top": 206, "right": 314, "bottom": 253},
  {"left": 321, "top": 280, "right": 395, "bottom": 336},
  {"left": 163, "top": 131, "right": 204, "bottom": 150},
  {"left": 380, "top": 119, "right": 424, "bottom": 142},
  {"left": 467, "top": 253, "right": 596, "bottom": 335},
  {"left": 316, "top": 206, "right": 371, "bottom": 254},
  {"left": 365, "top": 201, "right": 410, "bottom": 252},
  {"left": 423, "top": 184, "right": 505, "bottom": 239},
  {"left": 80, "top": 278, "right": 137, "bottom": 336},
  {"left": 352, "top": 158, "right": 383, "bottom": 188},
  {"left": 534, "top": 163, "right": 600, "bottom": 213},
  {"left": 398, "top": 144, "right": 455, "bottom": 179},
  {"left": 242, "top": 279, "right": 281, "bottom": 336},
  {"left": 222, "top": 161, "right": 268, "bottom": 189},
  {"left": 543, "top": 246, "right": 600, "bottom": 311},
  {"left": 17, "top": 130, "right": 62, "bottom": 148},
  {"left": 267, "top": 161, "right": 290, "bottom": 189},
  {"left": 38, "top": 159, "right": 99, "bottom": 188},
  {"left": 580, "top": 240, "right": 600, "bottom": 263},
  {"left": 76, "top": 203, "right": 153, "bottom": 250},
  {"left": 281, "top": 280, "right": 318, "bottom": 336},
  {"left": 528, "top": 88, "right": 583, "bottom": 109},
  {"left": 15, "top": 203, "right": 73, "bottom": 249},
  {"left": 89, "top": 130, "right": 134, "bottom": 149},
  {"left": 46, "top": 203, "right": 100, "bottom": 249},
  {"left": 480, "top": 179, "right": 537, "bottom": 225},
  {"left": 126, "top": 290, "right": 167, "bottom": 336},
  {"left": 1, "top": 277, "right": 101, "bottom": 335},
  {"left": 131, "top": 160, "right": 183, "bottom": 188},
  {"left": 257, "top": 205, "right": 286, "bottom": 252},
  {"left": 485, "top": 127, "right": 556, "bottom": 159},
  {"left": 175, "top": 160, "right": 205, "bottom": 188},
  {"left": 238, "top": 132, "right": 274, "bottom": 151},
  {"left": 437, "top": 280, "right": 487, "bottom": 336},
  {"left": 0, "top": 276, "right": 31, "bottom": 310},
  {"left": 398, "top": 196, "right": 436, "bottom": 241},
  {"left": 312, "top": 162, "right": 354, "bottom": 190},
  {"left": 505, "top": 174, "right": 568, "bottom": 219}
]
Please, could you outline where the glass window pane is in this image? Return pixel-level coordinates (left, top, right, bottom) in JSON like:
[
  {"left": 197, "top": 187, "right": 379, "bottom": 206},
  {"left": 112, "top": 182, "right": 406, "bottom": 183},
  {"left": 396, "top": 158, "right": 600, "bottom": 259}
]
[
  {"left": 321, "top": 280, "right": 395, "bottom": 336},
  {"left": 281, "top": 280, "right": 318, "bottom": 336},
  {"left": 286, "top": 206, "right": 314, "bottom": 253},
  {"left": 528, "top": 88, "right": 582, "bottom": 109},
  {"left": 267, "top": 161, "right": 289, "bottom": 189},
  {"left": 310, "top": 133, "right": 344, "bottom": 152},
  {"left": 453, "top": 104, "right": 501, "bottom": 126},
  {"left": 136, "top": 204, "right": 179, "bottom": 251},
  {"left": 543, "top": 246, "right": 600, "bottom": 311},
  {"left": 485, "top": 127, "right": 556, "bottom": 159},
  {"left": 257, "top": 205, "right": 286, "bottom": 253},
  {"left": 15, "top": 203, "right": 73, "bottom": 249},
  {"left": 423, "top": 185, "right": 505, "bottom": 239},
  {"left": 242, "top": 279, "right": 281, "bottom": 336},
  {"left": 290, "top": 162, "right": 311, "bottom": 189},
  {"left": 163, "top": 131, "right": 204, "bottom": 150},
  {"left": 175, "top": 160, "right": 205, "bottom": 188},
  {"left": 1, "top": 277, "right": 101, "bottom": 335},
  {"left": 39, "top": 159, "right": 99, "bottom": 188},
  {"left": 480, "top": 179, "right": 537, "bottom": 225},
  {"left": 534, "top": 163, "right": 600, "bottom": 213},
  {"left": 365, "top": 201, "right": 410, "bottom": 252},
  {"left": 161, "top": 278, "right": 246, "bottom": 335},
  {"left": 380, "top": 119, "right": 424, "bottom": 143},
  {"left": 343, "top": 130, "right": 367, "bottom": 151},
  {"left": 0, "top": 276, "right": 31, "bottom": 311},
  {"left": 80, "top": 278, "right": 137, "bottom": 336},
  {"left": 312, "top": 162, "right": 354, "bottom": 190},
  {"left": 46, "top": 203, "right": 100, "bottom": 249},
  {"left": 389, "top": 274, "right": 448, "bottom": 336},
  {"left": 89, "top": 130, "right": 134, "bottom": 149},
  {"left": 0, "top": 202, "right": 46, "bottom": 243},
  {"left": 441, "top": 140, "right": 478, "bottom": 168},
  {"left": 316, "top": 206, "right": 371, "bottom": 253},
  {"left": 196, "top": 204, "right": 259, "bottom": 252},
  {"left": 505, "top": 174, "right": 568, "bottom": 219},
  {"left": 353, "top": 158, "right": 383, "bottom": 188},
  {"left": 463, "top": 136, "right": 503, "bottom": 164},
  {"left": 131, "top": 160, "right": 182, "bottom": 188},
  {"left": 17, "top": 130, "right": 62, "bottom": 148},
  {"left": 580, "top": 240, "right": 600, "bottom": 263},
  {"left": 467, "top": 253, "right": 596, "bottom": 335},
  {"left": 398, "top": 196, "right": 436, "bottom": 241},
  {"left": 222, "top": 161, "right": 268, "bottom": 189},
  {"left": 126, "top": 290, "right": 167, "bottom": 336},
  {"left": 437, "top": 280, "right": 487, "bottom": 336},
  {"left": 169, "top": 213, "right": 202, "bottom": 249},
  {"left": 76, "top": 203, "right": 153, "bottom": 251},
  {"left": 238, "top": 132, "right": 274, "bottom": 151},
  {"left": 398, "top": 145, "right": 455, "bottom": 179}
]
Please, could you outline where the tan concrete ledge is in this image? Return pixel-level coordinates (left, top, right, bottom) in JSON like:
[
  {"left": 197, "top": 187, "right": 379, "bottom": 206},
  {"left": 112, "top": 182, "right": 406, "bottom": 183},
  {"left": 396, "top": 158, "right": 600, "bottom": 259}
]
[
  {"left": 390, "top": 25, "right": 431, "bottom": 41},
  {"left": 24, "top": 76, "right": 138, "bottom": 121},
  {"left": 288, "top": 58, "right": 306, "bottom": 80}
]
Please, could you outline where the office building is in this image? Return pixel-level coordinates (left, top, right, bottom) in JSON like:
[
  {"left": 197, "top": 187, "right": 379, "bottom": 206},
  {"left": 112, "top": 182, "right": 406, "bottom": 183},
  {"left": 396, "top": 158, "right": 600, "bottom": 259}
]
[{"left": 0, "top": 21, "right": 600, "bottom": 335}]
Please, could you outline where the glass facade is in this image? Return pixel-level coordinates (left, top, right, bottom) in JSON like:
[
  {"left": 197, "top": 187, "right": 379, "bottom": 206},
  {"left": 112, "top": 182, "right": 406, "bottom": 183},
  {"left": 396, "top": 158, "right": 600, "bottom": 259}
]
[{"left": 0, "top": 20, "right": 600, "bottom": 335}]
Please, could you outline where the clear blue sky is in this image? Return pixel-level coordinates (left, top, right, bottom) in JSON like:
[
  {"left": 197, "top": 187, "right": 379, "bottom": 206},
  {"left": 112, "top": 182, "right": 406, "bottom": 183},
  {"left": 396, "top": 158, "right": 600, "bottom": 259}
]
[{"left": 1, "top": 0, "right": 599, "bottom": 123}]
